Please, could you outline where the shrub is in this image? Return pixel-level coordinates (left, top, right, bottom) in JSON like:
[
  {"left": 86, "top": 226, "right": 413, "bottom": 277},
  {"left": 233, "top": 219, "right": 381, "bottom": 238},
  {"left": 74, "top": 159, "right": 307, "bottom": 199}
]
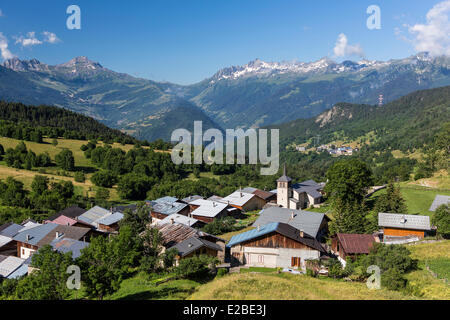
[
  {"left": 175, "top": 255, "right": 218, "bottom": 279},
  {"left": 74, "top": 171, "right": 86, "bottom": 183},
  {"left": 91, "top": 170, "right": 117, "bottom": 188},
  {"left": 216, "top": 268, "right": 229, "bottom": 278}
]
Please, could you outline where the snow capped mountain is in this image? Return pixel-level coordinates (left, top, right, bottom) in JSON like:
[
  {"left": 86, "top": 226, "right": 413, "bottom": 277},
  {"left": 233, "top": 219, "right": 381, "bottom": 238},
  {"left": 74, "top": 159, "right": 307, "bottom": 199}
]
[{"left": 209, "top": 53, "right": 448, "bottom": 83}]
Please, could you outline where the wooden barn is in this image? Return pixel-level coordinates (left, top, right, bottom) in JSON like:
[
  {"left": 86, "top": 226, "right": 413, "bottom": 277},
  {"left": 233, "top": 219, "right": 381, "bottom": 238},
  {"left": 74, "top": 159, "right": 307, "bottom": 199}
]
[
  {"left": 227, "top": 222, "right": 325, "bottom": 270},
  {"left": 331, "top": 233, "right": 379, "bottom": 266},
  {"left": 378, "top": 213, "right": 431, "bottom": 240}
]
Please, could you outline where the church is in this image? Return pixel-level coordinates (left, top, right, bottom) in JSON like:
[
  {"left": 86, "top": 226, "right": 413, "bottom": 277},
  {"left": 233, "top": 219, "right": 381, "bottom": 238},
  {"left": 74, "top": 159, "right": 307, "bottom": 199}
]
[{"left": 277, "top": 166, "right": 325, "bottom": 210}]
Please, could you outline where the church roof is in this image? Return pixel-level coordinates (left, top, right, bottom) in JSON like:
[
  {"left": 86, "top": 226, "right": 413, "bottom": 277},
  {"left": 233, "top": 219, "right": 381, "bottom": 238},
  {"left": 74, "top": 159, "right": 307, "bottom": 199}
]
[{"left": 277, "top": 165, "right": 292, "bottom": 183}]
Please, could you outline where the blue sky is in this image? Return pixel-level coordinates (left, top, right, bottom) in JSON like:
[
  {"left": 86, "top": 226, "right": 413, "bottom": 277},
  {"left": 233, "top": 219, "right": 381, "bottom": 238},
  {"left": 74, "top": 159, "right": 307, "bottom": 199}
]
[{"left": 0, "top": 0, "right": 448, "bottom": 84}]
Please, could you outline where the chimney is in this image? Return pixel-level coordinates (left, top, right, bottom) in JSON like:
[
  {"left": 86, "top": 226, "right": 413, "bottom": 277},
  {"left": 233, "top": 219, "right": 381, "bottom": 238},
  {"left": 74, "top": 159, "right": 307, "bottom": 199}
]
[
  {"left": 240, "top": 192, "right": 243, "bottom": 198},
  {"left": 299, "top": 230, "right": 304, "bottom": 238},
  {"left": 55, "top": 232, "right": 62, "bottom": 239},
  {"left": 291, "top": 211, "right": 295, "bottom": 219},
  {"left": 170, "top": 218, "right": 175, "bottom": 225},
  {"left": 257, "top": 225, "right": 260, "bottom": 231},
  {"left": 26, "top": 234, "right": 31, "bottom": 242},
  {"left": 213, "top": 202, "right": 216, "bottom": 207}
]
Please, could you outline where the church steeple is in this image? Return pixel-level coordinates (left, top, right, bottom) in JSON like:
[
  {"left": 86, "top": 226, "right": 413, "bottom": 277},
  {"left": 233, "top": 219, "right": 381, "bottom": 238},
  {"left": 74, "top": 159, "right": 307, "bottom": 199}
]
[{"left": 277, "top": 164, "right": 292, "bottom": 183}]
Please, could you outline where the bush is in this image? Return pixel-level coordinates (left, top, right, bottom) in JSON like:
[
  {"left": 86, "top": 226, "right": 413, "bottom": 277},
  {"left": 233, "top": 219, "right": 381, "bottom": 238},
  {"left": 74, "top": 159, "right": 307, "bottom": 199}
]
[
  {"left": 201, "top": 217, "right": 237, "bottom": 235},
  {"left": 91, "top": 170, "right": 117, "bottom": 188},
  {"left": 74, "top": 171, "right": 86, "bottom": 183},
  {"left": 216, "top": 268, "right": 229, "bottom": 278},
  {"left": 175, "top": 255, "right": 218, "bottom": 279}
]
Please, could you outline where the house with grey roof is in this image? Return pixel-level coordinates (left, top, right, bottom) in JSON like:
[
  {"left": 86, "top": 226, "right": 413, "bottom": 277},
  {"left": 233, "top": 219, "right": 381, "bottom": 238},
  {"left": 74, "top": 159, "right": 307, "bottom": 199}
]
[
  {"left": 378, "top": 213, "right": 432, "bottom": 240},
  {"left": 148, "top": 198, "right": 190, "bottom": 222},
  {"left": 189, "top": 199, "right": 232, "bottom": 223},
  {"left": 221, "top": 190, "right": 266, "bottom": 212},
  {"left": 276, "top": 166, "right": 325, "bottom": 210},
  {"left": 76, "top": 206, "right": 124, "bottom": 232},
  {"left": 0, "top": 256, "right": 27, "bottom": 279},
  {"left": 253, "top": 206, "right": 329, "bottom": 241},
  {"left": 168, "top": 236, "right": 223, "bottom": 261},
  {"left": 429, "top": 195, "right": 450, "bottom": 212},
  {"left": 227, "top": 222, "right": 325, "bottom": 270}
]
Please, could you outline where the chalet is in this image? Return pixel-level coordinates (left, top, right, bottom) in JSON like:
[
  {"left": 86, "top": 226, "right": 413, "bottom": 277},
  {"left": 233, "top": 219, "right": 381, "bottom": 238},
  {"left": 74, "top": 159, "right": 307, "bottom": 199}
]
[
  {"left": 221, "top": 191, "right": 266, "bottom": 212},
  {"left": 429, "top": 195, "right": 450, "bottom": 212},
  {"left": 378, "top": 213, "right": 431, "bottom": 240},
  {"left": 276, "top": 167, "right": 325, "bottom": 210},
  {"left": 12, "top": 223, "right": 90, "bottom": 259},
  {"left": 156, "top": 223, "right": 226, "bottom": 262},
  {"left": 253, "top": 207, "right": 329, "bottom": 242},
  {"left": 169, "top": 236, "right": 223, "bottom": 262},
  {"left": 188, "top": 199, "right": 231, "bottom": 223},
  {"left": 227, "top": 222, "right": 325, "bottom": 270},
  {"left": 157, "top": 214, "right": 205, "bottom": 228},
  {"left": 331, "top": 233, "right": 379, "bottom": 266},
  {"left": 0, "top": 223, "right": 24, "bottom": 256},
  {"left": 147, "top": 198, "right": 190, "bottom": 222}
]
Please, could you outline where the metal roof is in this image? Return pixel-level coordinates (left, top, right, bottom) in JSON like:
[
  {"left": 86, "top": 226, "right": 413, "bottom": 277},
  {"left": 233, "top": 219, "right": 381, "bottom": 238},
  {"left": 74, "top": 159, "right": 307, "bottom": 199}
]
[
  {"left": 169, "top": 236, "right": 222, "bottom": 257},
  {"left": 97, "top": 212, "right": 124, "bottom": 226},
  {"left": 253, "top": 207, "right": 326, "bottom": 238},
  {"left": 155, "top": 196, "right": 179, "bottom": 204},
  {"left": 429, "top": 195, "right": 450, "bottom": 212},
  {"left": 77, "top": 206, "right": 111, "bottom": 226},
  {"left": 158, "top": 214, "right": 200, "bottom": 227},
  {"left": 182, "top": 195, "right": 204, "bottom": 203},
  {"left": 227, "top": 222, "right": 324, "bottom": 252},
  {"left": 227, "top": 222, "right": 279, "bottom": 248},
  {"left": 0, "top": 223, "right": 24, "bottom": 238},
  {"left": 13, "top": 223, "right": 58, "bottom": 246},
  {"left": 378, "top": 213, "right": 431, "bottom": 231},
  {"left": 336, "top": 233, "right": 376, "bottom": 254},
  {"left": 0, "top": 235, "right": 12, "bottom": 248},
  {"left": 51, "top": 238, "right": 90, "bottom": 259},
  {"left": 7, "top": 263, "right": 28, "bottom": 279},
  {"left": 150, "top": 201, "right": 188, "bottom": 216},
  {"left": 0, "top": 256, "right": 25, "bottom": 278},
  {"left": 190, "top": 199, "right": 228, "bottom": 218},
  {"left": 222, "top": 191, "right": 255, "bottom": 207},
  {"left": 292, "top": 180, "right": 323, "bottom": 199},
  {"left": 240, "top": 187, "right": 258, "bottom": 194}
]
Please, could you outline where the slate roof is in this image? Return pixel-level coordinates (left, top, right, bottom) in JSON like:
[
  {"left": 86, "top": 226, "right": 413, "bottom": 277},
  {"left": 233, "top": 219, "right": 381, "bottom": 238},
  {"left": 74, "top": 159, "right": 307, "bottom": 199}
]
[
  {"left": 222, "top": 191, "right": 255, "bottom": 207},
  {"left": 0, "top": 256, "right": 25, "bottom": 278},
  {"left": 37, "top": 225, "right": 90, "bottom": 247},
  {"left": 77, "top": 206, "right": 111, "bottom": 226},
  {"left": 240, "top": 187, "right": 258, "bottom": 194},
  {"left": 253, "top": 189, "right": 275, "bottom": 201},
  {"left": 13, "top": 223, "right": 58, "bottom": 246},
  {"left": 169, "top": 236, "right": 222, "bottom": 257},
  {"left": 190, "top": 199, "right": 228, "bottom": 218},
  {"left": 51, "top": 238, "right": 90, "bottom": 259},
  {"left": 207, "top": 195, "right": 225, "bottom": 203},
  {"left": 155, "top": 196, "right": 179, "bottom": 204},
  {"left": 0, "top": 223, "right": 23, "bottom": 238},
  {"left": 292, "top": 180, "right": 323, "bottom": 199},
  {"left": 429, "top": 195, "right": 450, "bottom": 212},
  {"left": 378, "top": 213, "right": 431, "bottom": 231},
  {"left": 227, "top": 222, "right": 325, "bottom": 252},
  {"left": 113, "top": 204, "right": 138, "bottom": 213},
  {"left": 47, "top": 206, "right": 86, "bottom": 221},
  {"left": 158, "top": 214, "right": 201, "bottom": 228},
  {"left": 336, "top": 234, "right": 376, "bottom": 255},
  {"left": 97, "top": 212, "right": 124, "bottom": 226},
  {"left": 253, "top": 207, "right": 327, "bottom": 238},
  {"left": 0, "top": 255, "right": 7, "bottom": 263}
]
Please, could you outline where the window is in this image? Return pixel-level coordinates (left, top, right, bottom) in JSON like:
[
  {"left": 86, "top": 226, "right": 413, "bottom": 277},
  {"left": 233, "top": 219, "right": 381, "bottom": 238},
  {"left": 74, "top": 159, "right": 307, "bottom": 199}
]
[
  {"left": 258, "top": 255, "right": 264, "bottom": 264},
  {"left": 291, "top": 257, "right": 301, "bottom": 267}
]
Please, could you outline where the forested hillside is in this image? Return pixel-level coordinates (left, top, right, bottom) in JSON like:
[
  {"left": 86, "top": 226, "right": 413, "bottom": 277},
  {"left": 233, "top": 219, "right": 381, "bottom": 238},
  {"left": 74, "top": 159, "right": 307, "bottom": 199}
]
[{"left": 0, "top": 101, "right": 137, "bottom": 144}]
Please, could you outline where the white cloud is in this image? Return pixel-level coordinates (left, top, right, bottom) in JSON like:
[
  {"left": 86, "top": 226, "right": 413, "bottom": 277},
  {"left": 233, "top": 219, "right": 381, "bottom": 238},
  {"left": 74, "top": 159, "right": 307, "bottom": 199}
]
[
  {"left": 333, "top": 33, "right": 365, "bottom": 58},
  {"left": 0, "top": 33, "right": 15, "bottom": 60},
  {"left": 407, "top": 0, "right": 450, "bottom": 56},
  {"left": 15, "top": 32, "right": 43, "bottom": 47},
  {"left": 42, "top": 31, "right": 60, "bottom": 44}
]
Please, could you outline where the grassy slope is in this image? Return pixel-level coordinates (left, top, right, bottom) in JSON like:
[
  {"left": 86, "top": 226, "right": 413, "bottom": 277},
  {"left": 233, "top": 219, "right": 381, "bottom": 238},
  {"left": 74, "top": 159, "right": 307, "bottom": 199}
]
[
  {"left": 0, "top": 137, "right": 138, "bottom": 201},
  {"left": 188, "top": 241, "right": 450, "bottom": 300}
]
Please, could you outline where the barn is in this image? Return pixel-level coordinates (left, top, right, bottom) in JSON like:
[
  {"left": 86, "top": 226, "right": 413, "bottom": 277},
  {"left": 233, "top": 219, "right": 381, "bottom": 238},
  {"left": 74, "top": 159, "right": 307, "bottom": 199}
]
[
  {"left": 378, "top": 213, "right": 431, "bottom": 239},
  {"left": 227, "top": 222, "right": 325, "bottom": 270}
]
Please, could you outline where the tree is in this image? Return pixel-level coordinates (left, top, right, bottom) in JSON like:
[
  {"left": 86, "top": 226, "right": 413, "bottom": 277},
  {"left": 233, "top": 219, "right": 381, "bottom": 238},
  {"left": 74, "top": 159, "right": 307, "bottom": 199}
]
[
  {"left": 374, "top": 182, "right": 407, "bottom": 214},
  {"left": 325, "top": 159, "right": 373, "bottom": 204},
  {"left": 0, "top": 177, "right": 29, "bottom": 207},
  {"left": 91, "top": 170, "right": 117, "bottom": 188},
  {"left": 432, "top": 205, "right": 450, "bottom": 239},
  {"left": 74, "top": 171, "right": 86, "bottom": 183},
  {"left": 329, "top": 199, "right": 369, "bottom": 235},
  {"left": 55, "top": 149, "right": 75, "bottom": 171},
  {"left": 117, "top": 173, "right": 153, "bottom": 200},
  {"left": 52, "top": 139, "right": 58, "bottom": 146},
  {"left": 78, "top": 226, "right": 142, "bottom": 299},
  {"left": 31, "top": 175, "right": 49, "bottom": 196},
  {"left": 95, "top": 187, "right": 110, "bottom": 203},
  {"left": 140, "top": 227, "right": 164, "bottom": 274},
  {"left": 15, "top": 246, "right": 73, "bottom": 300},
  {"left": 119, "top": 203, "right": 151, "bottom": 234}
]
